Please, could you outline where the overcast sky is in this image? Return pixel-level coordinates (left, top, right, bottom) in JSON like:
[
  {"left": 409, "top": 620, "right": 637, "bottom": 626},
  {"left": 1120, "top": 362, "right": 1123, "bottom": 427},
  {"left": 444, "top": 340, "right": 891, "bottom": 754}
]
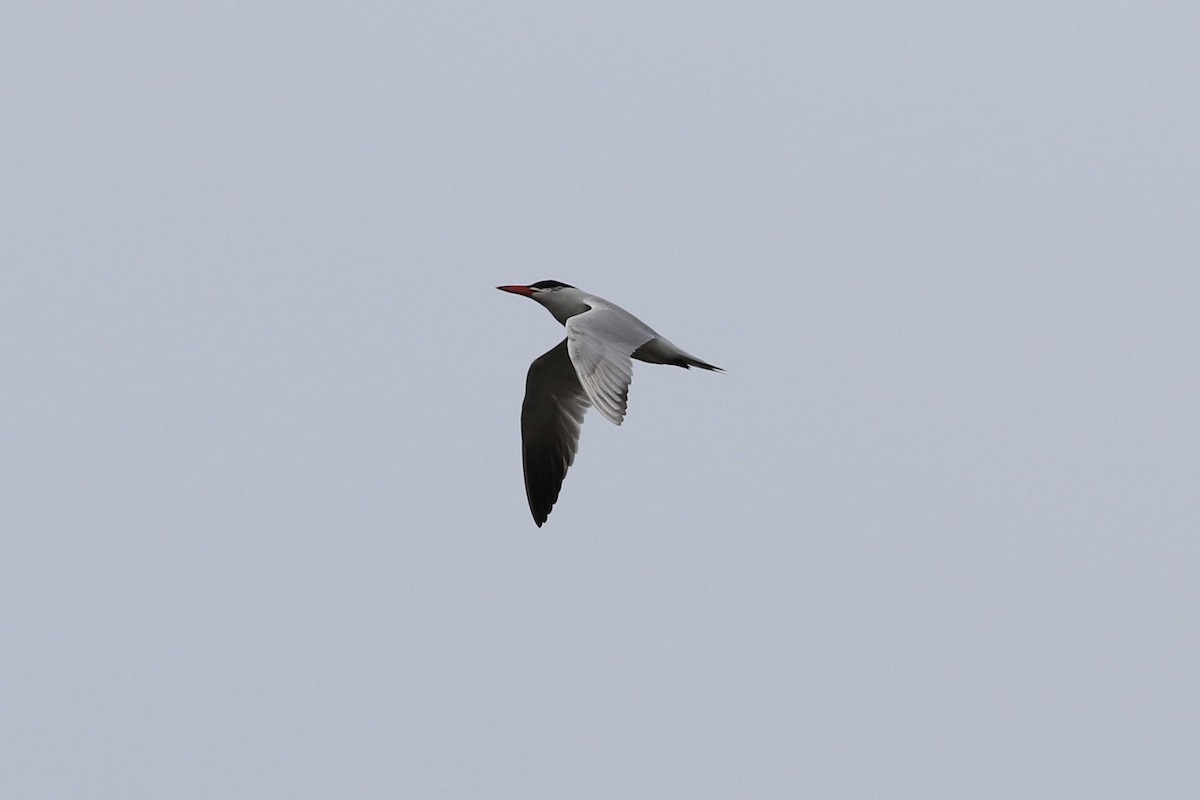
[{"left": 3, "top": 2, "right": 1198, "bottom": 798}]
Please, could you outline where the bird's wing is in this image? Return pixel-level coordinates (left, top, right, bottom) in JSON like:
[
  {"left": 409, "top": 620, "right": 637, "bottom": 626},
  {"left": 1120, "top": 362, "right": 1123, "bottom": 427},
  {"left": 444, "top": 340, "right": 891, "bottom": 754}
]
[
  {"left": 521, "top": 340, "right": 591, "bottom": 527},
  {"left": 564, "top": 302, "right": 656, "bottom": 426}
]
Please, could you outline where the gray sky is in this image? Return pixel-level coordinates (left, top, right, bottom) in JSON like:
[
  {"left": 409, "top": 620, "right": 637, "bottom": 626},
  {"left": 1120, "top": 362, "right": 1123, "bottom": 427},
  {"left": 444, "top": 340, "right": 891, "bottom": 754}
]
[{"left": 3, "top": 2, "right": 1198, "bottom": 797}]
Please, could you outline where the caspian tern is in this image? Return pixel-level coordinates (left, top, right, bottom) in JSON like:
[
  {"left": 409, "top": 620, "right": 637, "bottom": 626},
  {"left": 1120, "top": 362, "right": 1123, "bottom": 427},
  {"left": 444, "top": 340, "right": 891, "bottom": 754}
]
[{"left": 497, "top": 280, "right": 722, "bottom": 527}]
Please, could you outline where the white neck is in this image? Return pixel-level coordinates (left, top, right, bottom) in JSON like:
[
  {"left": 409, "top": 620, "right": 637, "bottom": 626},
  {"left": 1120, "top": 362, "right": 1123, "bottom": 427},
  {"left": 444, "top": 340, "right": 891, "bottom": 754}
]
[{"left": 533, "top": 287, "right": 592, "bottom": 325}]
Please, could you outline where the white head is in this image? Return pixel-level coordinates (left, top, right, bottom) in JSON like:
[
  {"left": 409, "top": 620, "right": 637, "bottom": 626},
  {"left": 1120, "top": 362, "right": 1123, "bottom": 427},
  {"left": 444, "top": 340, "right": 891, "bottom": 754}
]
[{"left": 496, "top": 280, "right": 591, "bottom": 325}]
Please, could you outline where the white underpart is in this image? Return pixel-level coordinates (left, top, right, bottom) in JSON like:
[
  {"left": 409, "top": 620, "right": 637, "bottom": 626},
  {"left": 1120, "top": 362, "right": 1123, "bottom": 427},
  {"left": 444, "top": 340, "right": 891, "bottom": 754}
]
[{"left": 563, "top": 296, "right": 657, "bottom": 425}]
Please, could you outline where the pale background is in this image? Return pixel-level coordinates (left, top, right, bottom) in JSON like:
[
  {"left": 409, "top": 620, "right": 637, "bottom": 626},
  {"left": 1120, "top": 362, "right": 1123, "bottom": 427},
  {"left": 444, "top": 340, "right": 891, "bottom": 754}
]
[{"left": 3, "top": 2, "right": 1198, "bottom": 797}]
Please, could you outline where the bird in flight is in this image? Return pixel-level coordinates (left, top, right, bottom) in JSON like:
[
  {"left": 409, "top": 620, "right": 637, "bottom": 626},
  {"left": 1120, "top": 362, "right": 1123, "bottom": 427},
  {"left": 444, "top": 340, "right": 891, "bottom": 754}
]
[{"left": 497, "top": 280, "right": 722, "bottom": 526}]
